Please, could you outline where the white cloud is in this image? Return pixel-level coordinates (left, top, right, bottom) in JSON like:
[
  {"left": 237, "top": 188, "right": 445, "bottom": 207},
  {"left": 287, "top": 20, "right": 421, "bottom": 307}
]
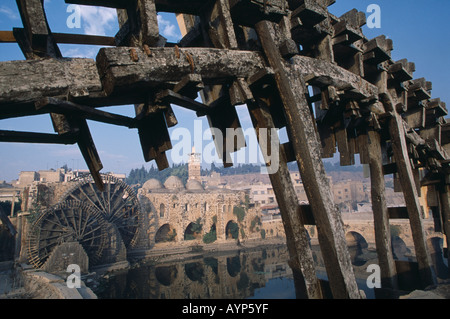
[
  {"left": 60, "top": 45, "right": 100, "bottom": 59},
  {"left": 0, "top": 6, "right": 19, "bottom": 20},
  {"left": 157, "top": 14, "right": 180, "bottom": 40},
  {"left": 79, "top": 5, "right": 117, "bottom": 36}
]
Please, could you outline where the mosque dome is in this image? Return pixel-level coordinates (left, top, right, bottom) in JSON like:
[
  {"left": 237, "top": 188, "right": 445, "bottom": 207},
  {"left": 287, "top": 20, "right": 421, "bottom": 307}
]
[
  {"left": 186, "top": 179, "right": 203, "bottom": 191},
  {"left": 142, "top": 178, "right": 164, "bottom": 190},
  {"left": 164, "top": 176, "right": 185, "bottom": 190}
]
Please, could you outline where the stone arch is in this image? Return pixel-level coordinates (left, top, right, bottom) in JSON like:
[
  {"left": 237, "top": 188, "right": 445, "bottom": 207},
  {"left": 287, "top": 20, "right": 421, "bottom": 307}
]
[
  {"left": 427, "top": 236, "right": 448, "bottom": 280},
  {"left": 345, "top": 231, "right": 368, "bottom": 248},
  {"left": 227, "top": 255, "right": 241, "bottom": 277},
  {"left": 391, "top": 235, "right": 410, "bottom": 261},
  {"left": 185, "top": 262, "right": 204, "bottom": 282},
  {"left": 184, "top": 220, "right": 203, "bottom": 241},
  {"left": 155, "top": 224, "right": 177, "bottom": 243},
  {"left": 203, "top": 222, "right": 217, "bottom": 244},
  {"left": 225, "top": 220, "right": 239, "bottom": 240},
  {"left": 155, "top": 265, "right": 178, "bottom": 286},
  {"left": 345, "top": 231, "right": 369, "bottom": 266}
]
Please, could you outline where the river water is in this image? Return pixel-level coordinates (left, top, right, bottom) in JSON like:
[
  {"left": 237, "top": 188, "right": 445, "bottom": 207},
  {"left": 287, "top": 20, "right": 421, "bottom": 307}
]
[{"left": 90, "top": 244, "right": 382, "bottom": 299}]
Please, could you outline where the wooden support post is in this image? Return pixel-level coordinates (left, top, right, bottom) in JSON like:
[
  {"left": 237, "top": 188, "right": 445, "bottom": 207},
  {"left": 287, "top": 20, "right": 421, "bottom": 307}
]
[
  {"left": 16, "top": 0, "right": 61, "bottom": 58},
  {"left": 137, "top": 0, "right": 160, "bottom": 46},
  {"left": 367, "top": 127, "right": 398, "bottom": 289},
  {"left": 247, "top": 94, "right": 322, "bottom": 299},
  {"left": 438, "top": 183, "right": 450, "bottom": 273},
  {"left": 254, "top": 20, "right": 360, "bottom": 299},
  {"left": 74, "top": 119, "right": 104, "bottom": 191},
  {"left": 389, "top": 111, "right": 436, "bottom": 287},
  {"left": 116, "top": 6, "right": 171, "bottom": 171}
]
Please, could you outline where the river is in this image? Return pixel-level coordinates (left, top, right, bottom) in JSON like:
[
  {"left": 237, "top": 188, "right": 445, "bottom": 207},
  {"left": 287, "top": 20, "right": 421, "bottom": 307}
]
[{"left": 89, "top": 244, "right": 382, "bottom": 299}]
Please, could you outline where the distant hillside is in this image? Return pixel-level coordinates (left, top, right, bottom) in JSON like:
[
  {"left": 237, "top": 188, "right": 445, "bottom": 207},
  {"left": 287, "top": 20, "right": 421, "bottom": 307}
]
[{"left": 127, "top": 161, "right": 363, "bottom": 186}]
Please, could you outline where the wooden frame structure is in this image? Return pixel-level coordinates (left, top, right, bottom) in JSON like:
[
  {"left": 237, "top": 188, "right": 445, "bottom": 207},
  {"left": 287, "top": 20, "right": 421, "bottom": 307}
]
[{"left": 0, "top": 0, "right": 449, "bottom": 299}]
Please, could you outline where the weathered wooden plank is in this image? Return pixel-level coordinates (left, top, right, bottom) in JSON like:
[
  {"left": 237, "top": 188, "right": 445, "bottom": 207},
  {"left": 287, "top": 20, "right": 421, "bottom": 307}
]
[
  {"left": 255, "top": 20, "right": 360, "bottom": 299},
  {"left": 0, "top": 58, "right": 103, "bottom": 108},
  {"left": 137, "top": 0, "right": 160, "bottom": 46},
  {"left": 16, "top": 0, "right": 61, "bottom": 58},
  {"left": 229, "top": 0, "right": 288, "bottom": 26},
  {"left": 205, "top": 0, "right": 238, "bottom": 49},
  {"left": 291, "top": 55, "right": 378, "bottom": 100},
  {"left": 367, "top": 128, "right": 398, "bottom": 289},
  {"left": 96, "top": 47, "right": 267, "bottom": 95},
  {"left": 136, "top": 109, "right": 171, "bottom": 169},
  {"left": 389, "top": 111, "right": 436, "bottom": 287},
  {"left": 246, "top": 96, "right": 322, "bottom": 299},
  {"left": 73, "top": 119, "right": 104, "bottom": 191},
  {"left": 155, "top": 89, "right": 210, "bottom": 114},
  {"left": 438, "top": 184, "right": 450, "bottom": 269}
]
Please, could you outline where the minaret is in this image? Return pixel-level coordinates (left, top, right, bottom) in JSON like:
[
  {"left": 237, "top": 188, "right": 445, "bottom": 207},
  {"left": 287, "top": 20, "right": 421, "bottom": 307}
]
[{"left": 188, "top": 146, "right": 201, "bottom": 181}]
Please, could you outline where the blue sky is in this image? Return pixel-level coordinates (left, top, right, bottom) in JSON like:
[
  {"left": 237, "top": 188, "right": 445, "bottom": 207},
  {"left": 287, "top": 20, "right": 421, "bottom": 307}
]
[{"left": 0, "top": 1, "right": 449, "bottom": 182}]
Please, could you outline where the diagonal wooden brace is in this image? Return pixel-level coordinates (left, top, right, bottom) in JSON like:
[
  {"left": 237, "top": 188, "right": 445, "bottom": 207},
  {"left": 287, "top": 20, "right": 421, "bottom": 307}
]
[{"left": 254, "top": 19, "right": 361, "bottom": 299}]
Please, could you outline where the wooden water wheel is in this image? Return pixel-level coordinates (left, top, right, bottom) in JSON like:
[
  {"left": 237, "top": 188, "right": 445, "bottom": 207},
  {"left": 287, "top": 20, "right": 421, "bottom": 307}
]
[
  {"left": 59, "top": 174, "right": 141, "bottom": 248},
  {"left": 27, "top": 200, "right": 108, "bottom": 269}
]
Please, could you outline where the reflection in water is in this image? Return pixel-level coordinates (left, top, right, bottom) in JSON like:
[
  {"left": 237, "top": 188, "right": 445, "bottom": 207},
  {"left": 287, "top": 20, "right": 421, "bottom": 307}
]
[{"left": 92, "top": 244, "right": 384, "bottom": 299}]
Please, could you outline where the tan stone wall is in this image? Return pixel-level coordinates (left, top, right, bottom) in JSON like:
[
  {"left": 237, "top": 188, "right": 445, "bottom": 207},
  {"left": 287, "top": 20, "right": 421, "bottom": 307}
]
[{"left": 142, "top": 189, "right": 248, "bottom": 246}]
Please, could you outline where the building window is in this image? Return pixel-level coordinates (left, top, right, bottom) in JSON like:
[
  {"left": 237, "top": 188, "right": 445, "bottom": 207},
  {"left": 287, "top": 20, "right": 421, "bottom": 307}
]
[{"left": 160, "top": 203, "right": 165, "bottom": 218}]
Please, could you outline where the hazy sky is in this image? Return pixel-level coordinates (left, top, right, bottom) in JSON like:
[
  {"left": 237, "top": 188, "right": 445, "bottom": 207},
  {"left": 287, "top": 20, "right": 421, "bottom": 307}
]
[{"left": 0, "top": 1, "right": 449, "bottom": 182}]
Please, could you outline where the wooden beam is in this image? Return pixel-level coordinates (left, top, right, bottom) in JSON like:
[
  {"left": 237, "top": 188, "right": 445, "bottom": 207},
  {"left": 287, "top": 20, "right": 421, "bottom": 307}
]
[
  {"left": 367, "top": 128, "right": 398, "bottom": 289},
  {"left": 0, "top": 30, "right": 115, "bottom": 46},
  {"left": 291, "top": 55, "right": 378, "bottom": 100},
  {"left": 96, "top": 47, "right": 267, "bottom": 96},
  {"left": 16, "top": 0, "right": 61, "bottom": 58},
  {"left": 246, "top": 96, "right": 322, "bottom": 299},
  {"left": 0, "top": 31, "right": 16, "bottom": 42},
  {"left": 71, "top": 118, "right": 104, "bottom": 190},
  {"left": 0, "top": 130, "right": 78, "bottom": 144},
  {"left": 438, "top": 184, "right": 450, "bottom": 270},
  {"left": 155, "top": 90, "right": 210, "bottom": 114},
  {"left": 388, "top": 206, "right": 409, "bottom": 219},
  {"left": 66, "top": 0, "right": 215, "bottom": 14},
  {"left": 389, "top": 111, "right": 436, "bottom": 287},
  {"left": 254, "top": 20, "right": 360, "bottom": 299},
  {"left": 35, "top": 97, "right": 137, "bottom": 128}
]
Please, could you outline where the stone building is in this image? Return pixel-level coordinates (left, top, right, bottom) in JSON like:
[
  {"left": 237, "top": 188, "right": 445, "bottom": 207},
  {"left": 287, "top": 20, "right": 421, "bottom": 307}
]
[
  {"left": 138, "top": 176, "right": 251, "bottom": 248},
  {"left": 188, "top": 146, "right": 201, "bottom": 182}
]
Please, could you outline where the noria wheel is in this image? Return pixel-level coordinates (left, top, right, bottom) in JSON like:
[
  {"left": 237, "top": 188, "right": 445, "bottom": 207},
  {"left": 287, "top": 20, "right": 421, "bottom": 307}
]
[
  {"left": 27, "top": 200, "right": 108, "bottom": 269},
  {"left": 59, "top": 174, "right": 140, "bottom": 248}
]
